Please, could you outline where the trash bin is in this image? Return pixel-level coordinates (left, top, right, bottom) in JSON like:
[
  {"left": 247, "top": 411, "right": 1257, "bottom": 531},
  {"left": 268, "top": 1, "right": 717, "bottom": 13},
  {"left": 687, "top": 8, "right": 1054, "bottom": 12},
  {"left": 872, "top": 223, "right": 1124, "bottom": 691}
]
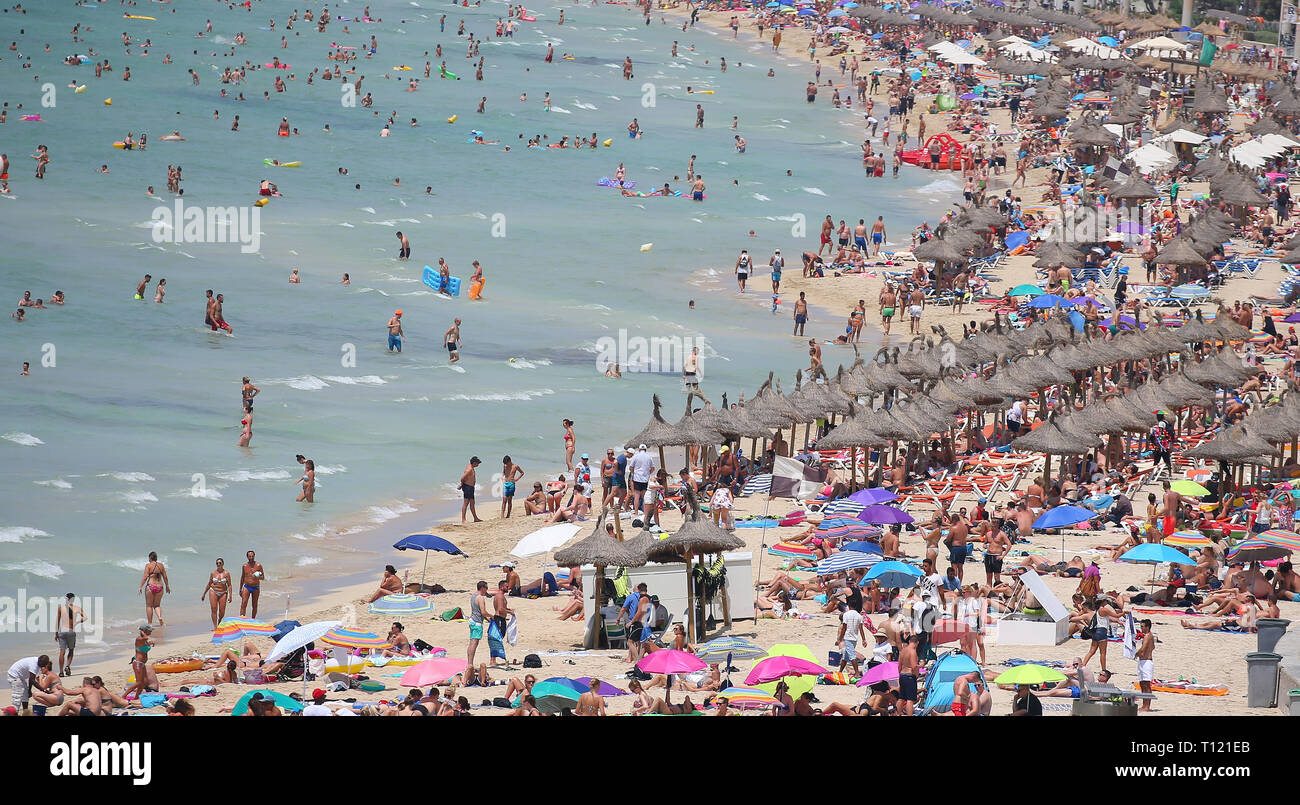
[
  {"left": 1257, "top": 618, "right": 1292, "bottom": 654},
  {"left": 1289, "top": 689, "right": 1300, "bottom": 717},
  {"left": 1246, "top": 652, "right": 1282, "bottom": 708}
]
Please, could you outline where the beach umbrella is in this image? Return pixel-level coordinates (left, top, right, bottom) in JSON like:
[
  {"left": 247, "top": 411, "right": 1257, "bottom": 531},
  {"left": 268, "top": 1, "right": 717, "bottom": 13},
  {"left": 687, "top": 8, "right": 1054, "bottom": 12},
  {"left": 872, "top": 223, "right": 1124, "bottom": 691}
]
[
  {"left": 230, "top": 689, "right": 304, "bottom": 716},
  {"left": 827, "top": 25, "right": 851, "bottom": 32},
  {"left": 263, "top": 620, "right": 343, "bottom": 664},
  {"left": 696, "top": 637, "right": 766, "bottom": 664},
  {"left": 646, "top": 488, "right": 743, "bottom": 643},
  {"left": 862, "top": 560, "right": 923, "bottom": 588},
  {"left": 400, "top": 657, "right": 467, "bottom": 687},
  {"left": 1033, "top": 505, "right": 1096, "bottom": 529},
  {"left": 393, "top": 532, "right": 467, "bottom": 589},
  {"left": 1169, "top": 480, "right": 1210, "bottom": 497},
  {"left": 638, "top": 649, "right": 707, "bottom": 675},
  {"left": 815, "top": 517, "right": 878, "bottom": 541},
  {"left": 1028, "top": 293, "right": 1071, "bottom": 309},
  {"left": 848, "top": 487, "right": 897, "bottom": 505},
  {"left": 211, "top": 617, "right": 277, "bottom": 644},
  {"left": 530, "top": 680, "right": 581, "bottom": 714},
  {"left": 369, "top": 593, "right": 434, "bottom": 615},
  {"left": 842, "top": 540, "right": 884, "bottom": 555},
  {"left": 716, "top": 686, "right": 780, "bottom": 710},
  {"left": 746, "top": 654, "right": 830, "bottom": 686},
  {"left": 1009, "top": 283, "right": 1045, "bottom": 297},
  {"left": 509, "top": 523, "right": 583, "bottom": 559},
  {"left": 1164, "top": 531, "right": 1212, "bottom": 549},
  {"left": 856, "top": 661, "right": 900, "bottom": 686},
  {"left": 1257, "top": 529, "right": 1300, "bottom": 554},
  {"left": 570, "top": 677, "right": 629, "bottom": 696},
  {"left": 1155, "top": 238, "right": 1207, "bottom": 267},
  {"left": 992, "top": 664, "right": 1067, "bottom": 685},
  {"left": 270, "top": 619, "right": 301, "bottom": 641},
  {"left": 857, "top": 504, "right": 914, "bottom": 524},
  {"left": 1229, "top": 537, "right": 1293, "bottom": 563},
  {"left": 321, "top": 626, "right": 390, "bottom": 650},
  {"left": 815, "top": 551, "right": 882, "bottom": 575},
  {"left": 751, "top": 644, "right": 821, "bottom": 698},
  {"left": 1119, "top": 543, "right": 1192, "bottom": 565}
]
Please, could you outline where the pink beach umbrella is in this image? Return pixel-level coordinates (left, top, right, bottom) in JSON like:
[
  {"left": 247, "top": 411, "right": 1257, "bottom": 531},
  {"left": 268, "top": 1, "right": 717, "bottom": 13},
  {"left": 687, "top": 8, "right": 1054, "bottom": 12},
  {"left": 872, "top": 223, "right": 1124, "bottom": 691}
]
[
  {"left": 637, "top": 649, "right": 707, "bottom": 675},
  {"left": 745, "top": 655, "right": 830, "bottom": 685},
  {"left": 400, "top": 657, "right": 468, "bottom": 687},
  {"left": 856, "top": 661, "right": 900, "bottom": 686}
]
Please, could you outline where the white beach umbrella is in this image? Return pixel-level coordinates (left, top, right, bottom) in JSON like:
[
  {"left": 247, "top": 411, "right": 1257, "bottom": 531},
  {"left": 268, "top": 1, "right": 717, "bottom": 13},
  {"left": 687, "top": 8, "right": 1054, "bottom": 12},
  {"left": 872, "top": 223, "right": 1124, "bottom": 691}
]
[
  {"left": 510, "top": 523, "right": 583, "bottom": 559},
  {"left": 264, "top": 619, "right": 343, "bottom": 663}
]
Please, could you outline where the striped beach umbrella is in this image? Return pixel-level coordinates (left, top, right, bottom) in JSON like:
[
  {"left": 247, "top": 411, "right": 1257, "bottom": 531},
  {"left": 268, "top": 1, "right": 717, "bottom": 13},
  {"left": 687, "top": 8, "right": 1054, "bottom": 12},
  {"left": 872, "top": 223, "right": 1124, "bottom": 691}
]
[
  {"left": 1258, "top": 529, "right": 1300, "bottom": 553},
  {"left": 211, "top": 617, "right": 277, "bottom": 644},
  {"left": 369, "top": 593, "right": 434, "bottom": 615},
  {"left": 815, "top": 550, "right": 882, "bottom": 575},
  {"left": 822, "top": 499, "right": 867, "bottom": 517},
  {"left": 320, "top": 626, "right": 390, "bottom": 650},
  {"left": 816, "top": 517, "right": 878, "bottom": 541},
  {"left": 716, "top": 686, "right": 780, "bottom": 710},
  {"left": 696, "top": 637, "right": 766, "bottom": 664},
  {"left": 1247, "top": 330, "right": 1272, "bottom": 345},
  {"left": 1165, "top": 531, "right": 1212, "bottom": 549},
  {"left": 1227, "top": 537, "right": 1291, "bottom": 564}
]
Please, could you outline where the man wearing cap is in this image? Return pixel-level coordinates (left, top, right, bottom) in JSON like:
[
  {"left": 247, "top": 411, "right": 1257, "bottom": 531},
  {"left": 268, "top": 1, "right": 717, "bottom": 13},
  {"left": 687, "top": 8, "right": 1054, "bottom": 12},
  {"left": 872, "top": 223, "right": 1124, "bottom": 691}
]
[
  {"left": 501, "top": 561, "right": 521, "bottom": 595},
  {"left": 303, "top": 688, "right": 333, "bottom": 716},
  {"left": 387, "top": 310, "right": 404, "bottom": 352},
  {"left": 574, "top": 453, "right": 592, "bottom": 490},
  {"left": 628, "top": 444, "right": 656, "bottom": 512},
  {"left": 461, "top": 456, "right": 482, "bottom": 524}
]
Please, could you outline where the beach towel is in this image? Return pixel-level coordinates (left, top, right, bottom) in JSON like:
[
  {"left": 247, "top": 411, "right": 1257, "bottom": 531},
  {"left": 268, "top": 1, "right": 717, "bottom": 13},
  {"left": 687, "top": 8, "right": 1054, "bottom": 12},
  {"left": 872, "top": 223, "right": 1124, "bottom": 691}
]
[
  {"left": 1000, "top": 658, "right": 1065, "bottom": 668},
  {"left": 1136, "top": 680, "right": 1228, "bottom": 696},
  {"left": 1122, "top": 613, "right": 1136, "bottom": 660},
  {"left": 441, "top": 607, "right": 465, "bottom": 621},
  {"left": 506, "top": 612, "right": 519, "bottom": 646},
  {"left": 735, "top": 519, "right": 781, "bottom": 528},
  {"left": 769, "top": 541, "right": 816, "bottom": 559}
]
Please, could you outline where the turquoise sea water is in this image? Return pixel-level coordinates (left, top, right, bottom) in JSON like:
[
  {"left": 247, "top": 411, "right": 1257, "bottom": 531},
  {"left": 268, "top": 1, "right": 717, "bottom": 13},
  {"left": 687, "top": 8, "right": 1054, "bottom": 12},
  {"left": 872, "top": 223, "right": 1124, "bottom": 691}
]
[{"left": 0, "top": 0, "right": 959, "bottom": 657}]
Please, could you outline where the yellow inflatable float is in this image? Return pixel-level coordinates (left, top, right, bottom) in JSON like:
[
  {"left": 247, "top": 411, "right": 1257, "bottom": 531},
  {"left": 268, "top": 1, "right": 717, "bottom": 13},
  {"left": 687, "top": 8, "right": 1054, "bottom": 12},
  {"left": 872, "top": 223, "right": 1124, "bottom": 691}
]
[
  {"left": 104, "top": 98, "right": 112, "bottom": 106},
  {"left": 254, "top": 197, "right": 270, "bottom": 207},
  {"left": 447, "top": 114, "right": 457, "bottom": 123},
  {"left": 602, "top": 138, "right": 612, "bottom": 147},
  {"left": 74, "top": 85, "right": 87, "bottom": 94}
]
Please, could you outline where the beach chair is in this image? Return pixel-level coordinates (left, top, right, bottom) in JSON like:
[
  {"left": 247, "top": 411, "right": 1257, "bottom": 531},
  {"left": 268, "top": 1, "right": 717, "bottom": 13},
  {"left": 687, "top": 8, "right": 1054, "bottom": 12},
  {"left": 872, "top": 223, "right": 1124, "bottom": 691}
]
[{"left": 603, "top": 621, "right": 628, "bottom": 650}]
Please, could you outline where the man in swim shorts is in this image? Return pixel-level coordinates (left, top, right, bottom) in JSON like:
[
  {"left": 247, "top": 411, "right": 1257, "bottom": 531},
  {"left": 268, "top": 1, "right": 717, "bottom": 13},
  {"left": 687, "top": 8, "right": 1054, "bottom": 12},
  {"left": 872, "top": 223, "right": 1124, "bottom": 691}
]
[
  {"left": 444, "top": 317, "right": 462, "bottom": 363},
  {"left": 870, "top": 216, "right": 886, "bottom": 257},
  {"left": 854, "top": 219, "right": 868, "bottom": 252},
  {"left": 387, "top": 310, "right": 404, "bottom": 352},
  {"left": 239, "top": 550, "right": 264, "bottom": 619},
  {"left": 691, "top": 176, "right": 706, "bottom": 201},
  {"left": 1135, "top": 620, "right": 1155, "bottom": 710},
  {"left": 461, "top": 456, "right": 482, "bottom": 523},
  {"left": 395, "top": 230, "right": 410, "bottom": 260},
  {"left": 879, "top": 284, "right": 897, "bottom": 335},
  {"left": 135, "top": 274, "right": 151, "bottom": 300}
]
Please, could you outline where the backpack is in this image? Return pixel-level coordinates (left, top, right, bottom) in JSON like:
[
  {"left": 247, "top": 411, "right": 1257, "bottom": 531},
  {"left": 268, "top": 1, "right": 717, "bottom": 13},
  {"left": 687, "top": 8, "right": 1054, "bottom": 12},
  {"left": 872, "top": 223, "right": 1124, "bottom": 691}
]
[{"left": 523, "top": 653, "right": 542, "bottom": 668}]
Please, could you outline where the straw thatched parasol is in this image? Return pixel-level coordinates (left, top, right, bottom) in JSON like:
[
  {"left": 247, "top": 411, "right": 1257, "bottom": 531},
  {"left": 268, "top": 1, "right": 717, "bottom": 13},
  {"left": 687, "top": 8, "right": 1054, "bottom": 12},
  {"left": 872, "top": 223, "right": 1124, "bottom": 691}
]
[
  {"left": 1109, "top": 173, "right": 1160, "bottom": 201},
  {"left": 627, "top": 394, "right": 691, "bottom": 448},
  {"left": 1155, "top": 237, "right": 1208, "bottom": 267}
]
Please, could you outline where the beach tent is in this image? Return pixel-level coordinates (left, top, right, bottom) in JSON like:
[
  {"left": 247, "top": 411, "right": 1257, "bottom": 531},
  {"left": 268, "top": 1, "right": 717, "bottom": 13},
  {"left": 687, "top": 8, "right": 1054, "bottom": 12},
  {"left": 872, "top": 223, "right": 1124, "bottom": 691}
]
[{"left": 917, "top": 649, "right": 985, "bottom": 714}]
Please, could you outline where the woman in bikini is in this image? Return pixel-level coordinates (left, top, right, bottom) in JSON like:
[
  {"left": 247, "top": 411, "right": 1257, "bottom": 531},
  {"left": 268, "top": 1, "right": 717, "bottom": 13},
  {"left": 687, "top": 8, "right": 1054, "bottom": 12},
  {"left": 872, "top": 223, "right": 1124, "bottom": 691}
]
[
  {"left": 237, "top": 402, "right": 253, "bottom": 447},
  {"left": 296, "top": 459, "right": 316, "bottom": 502},
  {"left": 562, "top": 418, "right": 576, "bottom": 471},
  {"left": 241, "top": 376, "right": 259, "bottom": 408},
  {"left": 124, "top": 624, "right": 156, "bottom": 701},
  {"left": 138, "top": 551, "right": 170, "bottom": 626},
  {"left": 200, "top": 557, "right": 232, "bottom": 628}
]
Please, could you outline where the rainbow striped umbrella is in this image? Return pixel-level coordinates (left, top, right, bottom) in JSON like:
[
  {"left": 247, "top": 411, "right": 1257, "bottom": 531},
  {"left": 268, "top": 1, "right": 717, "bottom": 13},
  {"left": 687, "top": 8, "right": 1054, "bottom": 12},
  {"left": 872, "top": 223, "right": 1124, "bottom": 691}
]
[
  {"left": 211, "top": 617, "right": 277, "bottom": 644},
  {"left": 1165, "top": 531, "right": 1212, "bottom": 549},
  {"left": 1248, "top": 330, "right": 1272, "bottom": 345},
  {"left": 716, "top": 686, "right": 780, "bottom": 710},
  {"left": 815, "top": 517, "right": 878, "bottom": 541},
  {"left": 320, "top": 626, "right": 391, "bottom": 650},
  {"left": 1258, "top": 529, "right": 1300, "bottom": 553},
  {"left": 1228, "top": 537, "right": 1291, "bottom": 563}
]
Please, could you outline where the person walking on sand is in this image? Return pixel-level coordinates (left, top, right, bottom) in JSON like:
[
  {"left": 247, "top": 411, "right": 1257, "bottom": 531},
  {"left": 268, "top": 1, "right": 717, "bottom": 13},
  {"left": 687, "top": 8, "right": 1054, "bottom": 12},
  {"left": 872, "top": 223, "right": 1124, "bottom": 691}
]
[
  {"left": 879, "top": 283, "right": 897, "bottom": 336},
  {"left": 200, "top": 557, "right": 232, "bottom": 629},
  {"left": 501, "top": 455, "right": 524, "bottom": 518},
  {"left": 239, "top": 550, "right": 265, "bottom": 619},
  {"left": 56, "top": 593, "right": 86, "bottom": 677},
  {"left": 770, "top": 249, "right": 783, "bottom": 294},
  {"left": 793, "top": 291, "right": 808, "bottom": 336},
  {"left": 387, "top": 310, "right": 404, "bottom": 353},
  {"left": 907, "top": 284, "right": 925, "bottom": 335},
  {"left": 138, "top": 551, "right": 170, "bottom": 627},
  {"left": 296, "top": 459, "right": 316, "bottom": 502},
  {"left": 870, "top": 215, "right": 886, "bottom": 257},
  {"left": 461, "top": 456, "right": 483, "bottom": 523},
  {"left": 444, "top": 317, "right": 462, "bottom": 363}
]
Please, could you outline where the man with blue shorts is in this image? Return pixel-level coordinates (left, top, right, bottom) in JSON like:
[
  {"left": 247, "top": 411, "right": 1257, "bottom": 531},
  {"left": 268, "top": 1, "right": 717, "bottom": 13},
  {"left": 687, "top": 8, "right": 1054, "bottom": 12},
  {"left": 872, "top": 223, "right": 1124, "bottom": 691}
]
[{"left": 386, "top": 310, "right": 404, "bottom": 352}]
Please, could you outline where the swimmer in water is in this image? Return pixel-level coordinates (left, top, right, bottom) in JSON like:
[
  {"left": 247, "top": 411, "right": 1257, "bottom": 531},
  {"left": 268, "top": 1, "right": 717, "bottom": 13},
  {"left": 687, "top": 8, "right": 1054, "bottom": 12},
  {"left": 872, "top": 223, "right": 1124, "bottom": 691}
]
[
  {"left": 340, "top": 273, "right": 351, "bottom": 285},
  {"left": 289, "top": 268, "right": 300, "bottom": 284},
  {"left": 154, "top": 278, "right": 166, "bottom": 303},
  {"left": 135, "top": 274, "right": 152, "bottom": 300}
]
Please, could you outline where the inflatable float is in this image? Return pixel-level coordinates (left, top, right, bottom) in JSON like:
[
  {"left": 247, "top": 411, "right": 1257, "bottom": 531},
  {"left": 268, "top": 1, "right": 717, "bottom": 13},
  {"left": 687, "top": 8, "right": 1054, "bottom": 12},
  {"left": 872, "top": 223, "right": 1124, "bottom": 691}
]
[
  {"left": 263, "top": 159, "right": 302, "bottom": 167},
  {"left": 447, "top": 114, "right": 458, "bottom": 123},
  {"left": 602, "top": 138, "right": 612, "bottom": 147},
  {"left": 598, "top": 177, "right": 636, "bottom": 188},
  {"left": 521, "top": 15, "right": 537, "bottom": 21},
  {"left": 468, "top": 276, "right": 485, "bottom": 300},
  {"left": 74, "top": 85, "right": 87, "bottom": 94},
  {"left": 443, "top": 72, "right": 459, "bottom": 80},
  {"left": 422, "top": 265, "right": 461, "bottom": 296},
  {"left": 104, "top": 98, "right": 112, "bottom": 105},
  {"left": 254, "top": 197, "right": 270, "bottom": 207},
  {"left": 20, "top": 114, "right": 41, "bottom": 121},
  {"left": 124, "top": 14, "right": 157, "bottom": 20},
  {"left": 1135, "top": 680, "right": 1228, "bottom": 696},
  {"left": 264, "top": 63, "right": 291, "bottom": 69},
  {"left": 900, "top": 133, "right": 964, "bottom": 171}
]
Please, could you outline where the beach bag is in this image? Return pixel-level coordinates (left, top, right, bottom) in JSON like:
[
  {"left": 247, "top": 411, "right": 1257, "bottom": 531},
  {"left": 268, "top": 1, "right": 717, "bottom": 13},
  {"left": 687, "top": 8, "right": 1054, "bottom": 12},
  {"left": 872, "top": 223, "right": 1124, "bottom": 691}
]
[
  {"left": 523, "top": 654, "right": 542, "bottom": 668},
  {"left": 412, "top": 639, "right": 435, "bottom": 653},
  {"left": 493, "top": 697, "right": 513, "bottom": 708},
  {"left": 1080, "top": 612, "right": 1098, "bottom": 641}
]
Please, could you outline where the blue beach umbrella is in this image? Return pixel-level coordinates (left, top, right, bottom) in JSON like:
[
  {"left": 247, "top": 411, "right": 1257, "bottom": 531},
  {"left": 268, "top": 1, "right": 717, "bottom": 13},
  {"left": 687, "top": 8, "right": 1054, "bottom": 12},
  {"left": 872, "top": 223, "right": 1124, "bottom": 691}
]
[
  {"left": 1119, "top": 543, "right": 1193, "bottom": 565},
  {"left": 828, "top": 8, "right": 847, "bottom": 16},
  {"left": 1028, "top": 293, "right": 1071, "bottom": 308},
  {"left": 393, "top": 533, "right": 467, "bottom": 588},
  {"left": 842, "top": 540, "right": 884, "bottom": 555},
  {"left": 1033, "top": 505, "right": 1096, "bottom": 530},
  {"left": 862, "top": 560, "right": 923, "bottom": 589}
]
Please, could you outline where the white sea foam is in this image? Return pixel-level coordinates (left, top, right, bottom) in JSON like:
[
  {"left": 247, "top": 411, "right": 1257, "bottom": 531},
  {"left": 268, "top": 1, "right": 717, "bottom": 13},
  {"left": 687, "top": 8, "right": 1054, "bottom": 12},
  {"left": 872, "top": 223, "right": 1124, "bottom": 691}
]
[
  {"left": 266, "top": 375, "right": 329, "bottom": 391},
  {"left": 102, "top": 471, "right": 155, "bottom": 482},
  {"left": 393, "top": 395, "right": 431, "bottom": 403},
  {"left": 119, "top": 490, "right": 158, "bottom": 505},
  {"left": 0, "top": 527, "right": 49, "bottom": 544},
  {"left": 802, "top": 187, "right": 827, "bottom": 196},
  {"left": 752, "top": 193, "right": 771, "bottom": 201},
  {"left": 34, "top": 479, "right": 73, "bottom": 489},
  {"left": 2, "top": 432, "right": 44, "bottom": 447},
  {"left": 296, "top": 556, "right": 324, "bottom": 567},
  {"left": 214, "top": 469, "right": 293, "bottom": 482},
  {"left": 917, "top": 178, "right": 962, "bottom": 195},
  {"left": 0, "top": 560, "right": 64, "bottom": 580},
  {"left": 507, "top": 358, "right": 553, "bottom": 369},
  {"left": 549, "top": 106, "right": 572, "bottom": 114},
  {"left": 368, "top": 503, "right": 417, "bottom": 523},
  {"left": 176, "top": 546, "right": 199, "bottom": 554},
  {"left": 441, "top": 388, "right": 556, "bottom": 402},
  {"left": 321, "top": 375, "right": 387, "bottom": 386}
]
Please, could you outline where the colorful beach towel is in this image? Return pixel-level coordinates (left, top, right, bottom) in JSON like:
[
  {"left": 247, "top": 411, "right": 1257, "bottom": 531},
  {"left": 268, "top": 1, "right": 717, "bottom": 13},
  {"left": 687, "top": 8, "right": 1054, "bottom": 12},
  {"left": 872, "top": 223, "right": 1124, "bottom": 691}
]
[
  {"left": 768, "top": 541, "right": 816, "bottom": 560},
  {"left": 1137, "top": 680, "right": 1228, "bottom": 696}
]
